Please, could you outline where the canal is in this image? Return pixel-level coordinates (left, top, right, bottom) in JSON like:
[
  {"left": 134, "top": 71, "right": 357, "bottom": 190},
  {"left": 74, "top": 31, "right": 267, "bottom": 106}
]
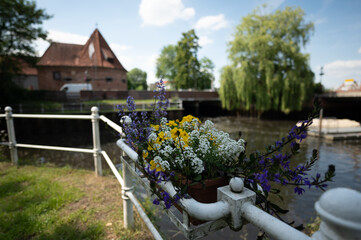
[{"left": 0, "top": 115, "right": 360, "bottom": 239}]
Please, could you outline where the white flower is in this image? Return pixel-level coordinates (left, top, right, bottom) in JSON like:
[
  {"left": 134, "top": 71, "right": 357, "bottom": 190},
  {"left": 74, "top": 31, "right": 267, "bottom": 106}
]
[
  {"left": 148, "top": 132, "right": 157, "bottom": 142},
  {"left": 153, "top": 143, "right": 161, "bottom": 150},
  {"left": 154, "top": 155, "right": 170, "bottom": 170},
  {"left": 160, "top": 117, "right": 167, "bottom": 126}
]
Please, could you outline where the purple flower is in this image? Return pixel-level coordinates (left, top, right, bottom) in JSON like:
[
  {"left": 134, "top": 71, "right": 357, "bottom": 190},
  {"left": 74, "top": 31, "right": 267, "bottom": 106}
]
[
  {"left": 254, "top": 170, "right": 271, "bottom": 192},
  {"left": 304, "top": 179, "right": 312, "bottom": 188},
  {"left": 294, "top": 186, "right": 305, "bottom": 195},
  {"left": 274, "top": 173, "right": 281, "bottom": 183},
  {"left": 290, "top": 141, "right": 297, "bottom": 149},
  {"left": 161, "top": 191, "right": 172, "bottom": 209},
  {"left": 275, "top": 141, "right": 282, "bottom": 150},
  {"left": 153, "top": 198, "right": 160, "bottom": 205}
]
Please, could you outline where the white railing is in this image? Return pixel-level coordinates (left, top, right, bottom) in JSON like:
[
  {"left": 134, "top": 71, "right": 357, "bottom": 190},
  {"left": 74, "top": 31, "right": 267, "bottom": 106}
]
[
  {"left": 116, "top": 125, "right": 361, "bottom": 240},
  {"left": 1, "top": 100, "right": 183, "bottom": 114},
  {"left": 0, "top": 106, "right": 163, "bottom": 240}
]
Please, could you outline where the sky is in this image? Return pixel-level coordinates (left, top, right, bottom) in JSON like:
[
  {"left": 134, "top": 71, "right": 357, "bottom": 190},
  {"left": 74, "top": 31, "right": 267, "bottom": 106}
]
[{"left": 34, "top": 0, "right": 361, "bottom": 90}]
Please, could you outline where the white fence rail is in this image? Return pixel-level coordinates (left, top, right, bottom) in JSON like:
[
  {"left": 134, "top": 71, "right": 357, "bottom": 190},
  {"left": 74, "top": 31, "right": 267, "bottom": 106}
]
[
  {"left": 0, "top": 100, "right": 183, "bottom": 114},
  {"left": 0, "top": 106, "right": 163, "bottom": 240}
]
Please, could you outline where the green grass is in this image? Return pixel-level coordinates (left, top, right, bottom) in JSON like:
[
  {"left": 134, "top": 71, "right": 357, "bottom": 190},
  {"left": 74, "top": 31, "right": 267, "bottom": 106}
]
[
  {"left": 22, "top": 101, "right": 63, "bottom": 110},
  {"left": 0, "top": 162, "right": 153, "bottom": 240}
]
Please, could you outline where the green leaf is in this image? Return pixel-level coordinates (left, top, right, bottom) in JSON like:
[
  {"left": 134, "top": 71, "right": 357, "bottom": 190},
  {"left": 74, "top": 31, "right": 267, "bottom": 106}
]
[{"left": 269, "top": 202, "right": 289, "bottom": 214}]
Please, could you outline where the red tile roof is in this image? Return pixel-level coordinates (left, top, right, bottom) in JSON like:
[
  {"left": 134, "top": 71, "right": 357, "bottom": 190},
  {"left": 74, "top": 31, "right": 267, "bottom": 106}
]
[{"left": 38, "top": 29, "right": 126, "bottom": 71}]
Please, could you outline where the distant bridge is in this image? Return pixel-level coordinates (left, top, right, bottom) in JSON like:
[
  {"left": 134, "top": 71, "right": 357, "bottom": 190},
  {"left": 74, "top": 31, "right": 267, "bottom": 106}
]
[{"left": 318, "top": 91, "right": 361, "bottom": 98}]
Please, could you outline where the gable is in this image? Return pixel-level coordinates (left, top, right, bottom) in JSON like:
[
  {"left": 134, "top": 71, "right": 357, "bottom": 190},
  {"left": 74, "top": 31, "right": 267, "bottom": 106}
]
[{"left": 38, "top": 29, "right": 127, "bottom": 71}]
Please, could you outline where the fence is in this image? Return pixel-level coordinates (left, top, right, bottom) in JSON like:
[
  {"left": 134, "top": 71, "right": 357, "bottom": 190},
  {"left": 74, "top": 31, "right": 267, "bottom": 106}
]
[
  {"left": 0, "top": 106, "right": 162, "bottom": 239},
  {"left": 0, "top": 100, "right": 183, "bottom": 114},
  {"left": 1, "top": 107, "right": 361, "bottom": 240}
]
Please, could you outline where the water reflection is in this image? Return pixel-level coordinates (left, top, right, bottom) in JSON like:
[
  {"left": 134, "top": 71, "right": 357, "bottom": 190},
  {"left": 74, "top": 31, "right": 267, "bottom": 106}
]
[{"left": 212, "top": 116, "right": 361, "bottom": 223}]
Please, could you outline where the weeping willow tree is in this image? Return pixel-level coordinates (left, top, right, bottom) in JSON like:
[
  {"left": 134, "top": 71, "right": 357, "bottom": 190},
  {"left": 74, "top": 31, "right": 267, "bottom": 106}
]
[
  {"left": 220, "top": 6, "right": 315, "bottom": 116},
  {"left": 219, "top": 66, "right": 240, "bottom": 111}
]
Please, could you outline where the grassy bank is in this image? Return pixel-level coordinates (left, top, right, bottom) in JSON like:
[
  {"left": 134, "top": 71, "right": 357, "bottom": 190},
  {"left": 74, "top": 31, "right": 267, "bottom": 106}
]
[{"left": 0, "top": 162, "right": 153, "bottom": 240}]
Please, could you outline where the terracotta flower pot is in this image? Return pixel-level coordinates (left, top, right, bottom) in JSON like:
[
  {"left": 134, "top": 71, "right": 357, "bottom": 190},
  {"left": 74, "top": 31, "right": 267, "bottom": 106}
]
[
  {"left": 175, "top": 177, "right": 229, "bottom": 225},
  {"left": 186, "top": 177, "right": 229, "bottom": 203}
]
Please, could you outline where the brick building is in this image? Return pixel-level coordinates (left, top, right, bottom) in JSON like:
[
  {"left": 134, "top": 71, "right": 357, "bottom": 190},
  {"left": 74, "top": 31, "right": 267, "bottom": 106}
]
[
  {"left": 12, "top": 58, "right": 39, "bottom": 90},
  {"left": 37, "top": 29, "right": 127, "bottom": 91}
]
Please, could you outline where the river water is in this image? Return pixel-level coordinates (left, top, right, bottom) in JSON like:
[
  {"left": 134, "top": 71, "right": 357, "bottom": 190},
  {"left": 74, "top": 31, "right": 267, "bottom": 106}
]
[{"left": 1, "top": 116, "right": 360, "bottom": 239}]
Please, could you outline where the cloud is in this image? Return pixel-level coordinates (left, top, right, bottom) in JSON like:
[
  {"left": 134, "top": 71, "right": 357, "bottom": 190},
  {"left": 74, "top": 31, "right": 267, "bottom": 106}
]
[
  {"left": 198, "top": 36, "right": 213, "bottom": 46},
  {"left": 322, "top": 60, "right": 361, "bottom": 89},
  {"left": 195, "top": 14, "right": 229, "bottom": 31},
  {"left": 358, "top": 47, "right": 361, "bottom": 54},
  {"left": 139, "top": 0, "right": 195, "bottom": 27},
  {"left": 118, "top": 53, "right": 159, "bottom": 84},
  {"left": 47, "top": 30, "right": 89, "bottom": 44}
]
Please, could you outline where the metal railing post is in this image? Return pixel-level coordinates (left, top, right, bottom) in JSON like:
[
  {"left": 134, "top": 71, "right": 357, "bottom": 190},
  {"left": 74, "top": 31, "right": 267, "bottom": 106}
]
[
  {"left": 313, "top": 188, "right": 361, "bottom": 240},
  {"left": 122, "top": 152, "right": 134, "bottom": 229},
  {"left": 179, "top": 99, "right": 183, "bottom": 109},
  {"left": 318, "top": 108, "right": 323, "bottom": 137},
  {"left": 5, "top": 106, "right": 18, "bottom": 165},
  {"left": 91, "top": 106, "right": 102, "bottom": 176}
]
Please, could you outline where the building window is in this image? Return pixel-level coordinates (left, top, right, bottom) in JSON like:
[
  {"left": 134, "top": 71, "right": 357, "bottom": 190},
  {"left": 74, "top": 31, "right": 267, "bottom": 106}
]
[
  {"left": 122, "top": 79, "right": 126, "bottom": 84},
  {"left": 53, "top": 71, "right": 61, "bottom": 80},
  {"left": 106, "top": 77, "right": 112, "bottom": 82},
  {"left": 65, "top": 77, "right": 72, "bottom": 81}
]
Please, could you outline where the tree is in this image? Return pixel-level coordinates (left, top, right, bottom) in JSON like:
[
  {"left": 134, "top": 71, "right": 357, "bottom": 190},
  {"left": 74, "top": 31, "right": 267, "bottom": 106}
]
[
  {"left": 174, "top": 29, "right": 200, "bottom": 89},
  {"left": 219, "top": 66, "right": 240, "bottom": 111},
  {"left": 221, "top": 6, "right": 314, "bottom": 116},
  {"left": 156, "top": 44, "right": 177, "bottom": 89},
  {"left": 174, "top": 29, "right": 213, "bottom": 90},
  {"left": 0, "top": 0, "right": 51, "bottom": 103},
  {"left": 127, "top": 68, "right": 147, "bottom": 90},
  {"left": 199, "top": 57, "right": 215, "bottom": 90},
  {"left": 156, "top": 30, "right": 214, "bottom": 90}
]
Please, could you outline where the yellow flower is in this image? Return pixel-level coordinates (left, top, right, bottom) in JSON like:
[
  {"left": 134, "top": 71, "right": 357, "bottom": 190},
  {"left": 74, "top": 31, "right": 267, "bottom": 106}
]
[
  {"left": 167, "top": 120, "right": 178, "bottom": 127},
  {"left": 147, "top": 144, "right": 153, "bottom": 151},
  {"left": 179, "top": 115, "right": 201, "bottom": 125},
  {"left": 142, "top": 150, "right": 148, "bottom": 159},
  {"left": 150, "top": 160, "right": 164, "bottom": 172},
  {"left": 150, "top": 124, "right": 160, "bottom": 131},
  {"left": 158, "top": 131, "right": 170, "bottom": 141},
  {"left": 170, "top": 127, "right": 180, "bottom": 140},
  {"left": 179, "top": 129, "right": 189, "bottom": 143},
  {"left": 170, "top": 128, "right": 189, "bottom": 148}
]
